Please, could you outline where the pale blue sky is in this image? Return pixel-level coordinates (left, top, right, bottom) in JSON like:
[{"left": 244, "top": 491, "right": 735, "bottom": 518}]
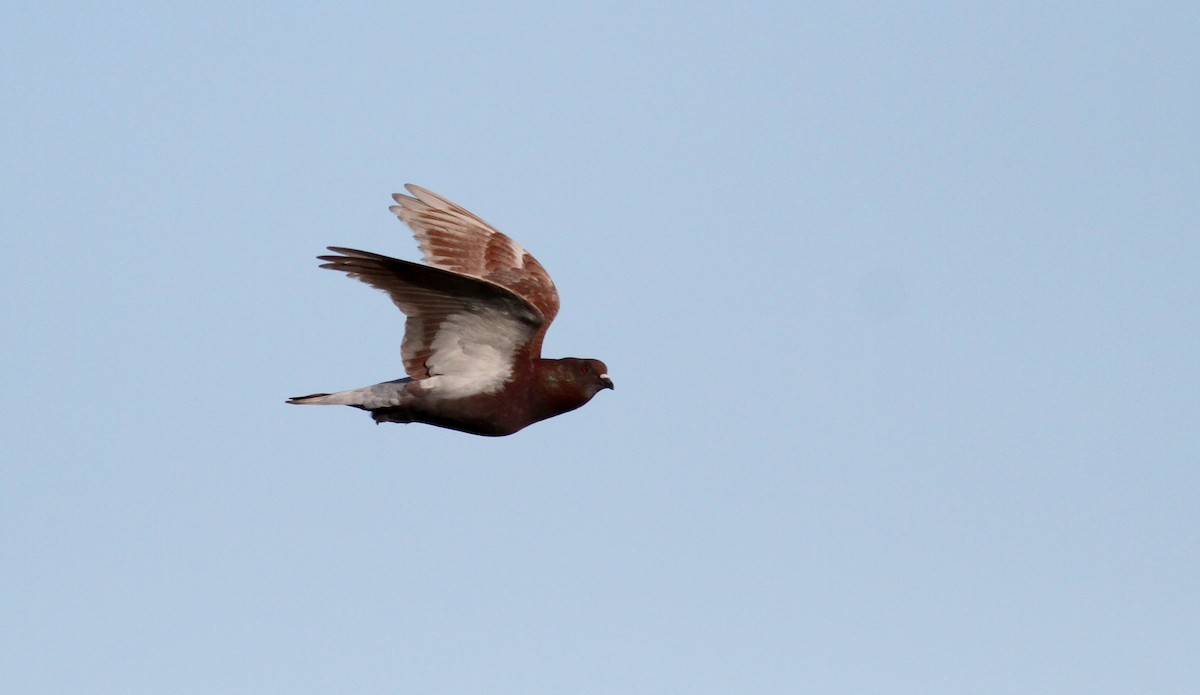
[{"left": 3, "top": 2, "right": 1198, "bottom": 693}]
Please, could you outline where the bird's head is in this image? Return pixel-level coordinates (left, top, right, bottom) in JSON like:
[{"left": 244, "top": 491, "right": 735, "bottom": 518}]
[
  {"left": 578, "top": 358, "right": 614, "bottom": 395},
  {"left": 544, "top": 357, "right": 614, "bottom": 398}
]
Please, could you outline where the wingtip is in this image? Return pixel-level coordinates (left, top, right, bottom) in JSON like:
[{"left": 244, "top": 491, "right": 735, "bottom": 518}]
[
  {"left": 391, "top": 183, "right": 425, "bottom": 205},
  {"left": 402, "top": 184, "right": 449, "bottom": 208},
  {"left": 317, "top": 248, "right": 346, "bottom": 264},
  {"left": 317, "top": 248, "right": 368, "bottom": 270}
]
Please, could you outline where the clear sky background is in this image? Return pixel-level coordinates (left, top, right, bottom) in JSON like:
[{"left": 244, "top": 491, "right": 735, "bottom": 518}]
[{"left": 2, "top": 2, "right": 1197, "bottom": 693}]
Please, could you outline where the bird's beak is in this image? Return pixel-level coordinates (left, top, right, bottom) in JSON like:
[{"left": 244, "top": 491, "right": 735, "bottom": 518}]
[{"left": 600, "top": 374, "right": 614, "bottom": 390}]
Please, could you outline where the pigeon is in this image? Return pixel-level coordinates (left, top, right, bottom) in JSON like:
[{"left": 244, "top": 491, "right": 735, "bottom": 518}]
[{"left": 288, "top": 185, "right": 612, "bottom": 436}]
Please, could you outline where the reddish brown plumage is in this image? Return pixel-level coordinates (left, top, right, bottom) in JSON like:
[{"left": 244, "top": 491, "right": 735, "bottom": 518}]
[
  {"left": 369, "top": 358, "right": 610, "bottom": 436},
  {"left": 288, "top": 185, "right": 612, "bottom": 436}
]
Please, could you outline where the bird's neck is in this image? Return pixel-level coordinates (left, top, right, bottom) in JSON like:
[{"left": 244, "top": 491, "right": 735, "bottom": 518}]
[{"left": 529, "top": 359, "right": 594, "bottom": 418}]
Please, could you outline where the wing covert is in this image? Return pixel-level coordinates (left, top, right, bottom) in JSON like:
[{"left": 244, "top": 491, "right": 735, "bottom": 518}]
[
  {"left": 318, "top": 247, "right": 541, "bottom": 388},
  {"left": 389, "top": 185, "right": 561, "bottom": 328}
]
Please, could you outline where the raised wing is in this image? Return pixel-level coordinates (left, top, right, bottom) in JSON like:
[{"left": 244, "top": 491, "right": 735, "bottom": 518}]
[
  {"left": 390, "top": 185, "right": 560, "bottom": 328},
  {"left": 318, "top": 247, "right": 542, "bottom": 393}
]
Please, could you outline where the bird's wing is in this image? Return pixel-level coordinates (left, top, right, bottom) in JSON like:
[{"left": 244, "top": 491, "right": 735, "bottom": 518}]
[
  {"left": 389, "top": 185, "right": 561, "bottom": 334},
  {"left": 319, "top": 247, "right": 543, "bottom": 393}
]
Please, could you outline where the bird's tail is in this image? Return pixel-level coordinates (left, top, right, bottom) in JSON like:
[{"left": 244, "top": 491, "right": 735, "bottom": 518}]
[
  {"left": 286, "top": 390, "right": 363, "bottom": 406},
  {"left": 287, "top": 378, "right": 413, "bottom": 408}
]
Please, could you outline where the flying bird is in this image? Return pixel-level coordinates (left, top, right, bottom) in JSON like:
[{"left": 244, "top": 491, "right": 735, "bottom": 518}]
[{"left": 288, "top": 185, "right": 613, "bottom": 436}]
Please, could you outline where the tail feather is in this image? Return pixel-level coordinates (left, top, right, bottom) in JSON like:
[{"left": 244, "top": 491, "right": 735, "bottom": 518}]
[
  {"left": 287, "top": 378, "right": 414, "bottom": 408},
  {"left": 287, "top": 391, "right": 361, "bottom": 406}
]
